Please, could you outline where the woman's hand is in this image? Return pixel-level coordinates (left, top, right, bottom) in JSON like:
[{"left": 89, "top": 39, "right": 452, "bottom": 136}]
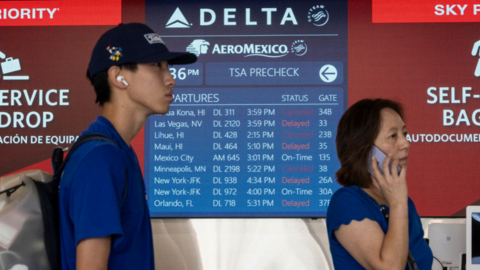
[
  {"left": 370, "top": 155, "right": 408, "bottom": 207},
  {"left": 334, "top": 155, "right": 410, "bottom": 270}
]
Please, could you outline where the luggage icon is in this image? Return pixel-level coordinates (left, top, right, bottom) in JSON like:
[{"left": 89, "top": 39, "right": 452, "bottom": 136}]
[
  {"left": 1, "top": 57, "right": 21, "bottom": 74},
  {"left": 0, "top": 51, "right": 30, "bottom": 80}
]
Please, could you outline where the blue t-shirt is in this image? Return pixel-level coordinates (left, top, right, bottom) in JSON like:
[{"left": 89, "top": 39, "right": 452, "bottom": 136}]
[
  {"left": 326, "top": 186, "right": 433, "bottom": 270},
  {"left": 59, "top": 116, "right": 154, "bottom": 270}
]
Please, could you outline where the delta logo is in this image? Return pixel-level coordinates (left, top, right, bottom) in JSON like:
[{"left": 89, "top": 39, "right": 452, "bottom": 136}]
[
  {"left": 165, "top": 6, "right": 331, "bottom": 28},
  {"left": 0, "top": 0, "right": 121, "bottom": 26},
  {"left": 166, "top": 7, "right": 300, "bottom": 28}
]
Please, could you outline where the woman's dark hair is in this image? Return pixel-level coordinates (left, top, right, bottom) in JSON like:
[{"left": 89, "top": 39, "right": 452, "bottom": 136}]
[
  {"left": 335, "top": 99, "right": 404, "bottom": 188},
  {"left": 86, "top": 63, "right": 138, "bottom": 106}
]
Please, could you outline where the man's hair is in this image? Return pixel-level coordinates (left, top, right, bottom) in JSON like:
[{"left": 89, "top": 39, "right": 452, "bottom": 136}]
[
  {"left": 86, "top": 63, "right": 138, "bottom": 106},
  {"left": 335, "top": 99, "right": 404, "bottom": 188}
]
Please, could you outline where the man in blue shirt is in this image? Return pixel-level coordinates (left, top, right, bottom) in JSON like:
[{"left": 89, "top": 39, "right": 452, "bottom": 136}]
[{"left": 59, "top": 23, "right": 197, "bottom": 270}]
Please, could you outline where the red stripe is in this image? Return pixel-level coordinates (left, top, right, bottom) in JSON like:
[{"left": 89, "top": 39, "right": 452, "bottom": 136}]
[
  {"left": 0, "top": 0, "right": 121, "bottom": 26},
  {"left": 373, "top": 0, "right": 480, "bottom": 23}
]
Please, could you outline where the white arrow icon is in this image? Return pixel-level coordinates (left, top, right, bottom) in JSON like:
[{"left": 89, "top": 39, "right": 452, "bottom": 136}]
[{"left": 319, "top": 65, "right": 337, "bottom": 83}]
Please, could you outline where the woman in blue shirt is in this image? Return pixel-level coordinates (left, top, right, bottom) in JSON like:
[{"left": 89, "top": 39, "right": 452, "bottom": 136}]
[{"left": 326, "top": 99, "right": 433, "bottom": 270}]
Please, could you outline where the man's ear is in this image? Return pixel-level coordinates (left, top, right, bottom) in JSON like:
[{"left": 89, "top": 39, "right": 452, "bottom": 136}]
[{"left": 108, "top": 66, "right": 127, "bottom": 89}]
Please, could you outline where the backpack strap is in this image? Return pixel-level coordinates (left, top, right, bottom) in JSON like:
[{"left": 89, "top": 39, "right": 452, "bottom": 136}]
[
  {"left": 52, "top": 133, "right": 114, "bottom": 182},
  {"left": 52, "top": 133, "right": 129, "bottom": 201},
  {"left": 36, "top": 134, "right": 118, "bottom": 270},
  {"left": 40, "top": 134, "right": 128, "bottom": 270}
]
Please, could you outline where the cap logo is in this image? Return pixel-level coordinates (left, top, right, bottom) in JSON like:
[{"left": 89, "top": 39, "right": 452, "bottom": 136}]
[
  {"left": 144, "top": 33, "right": 164, "bottom": 44},
  {"left": 106, "top": 45, "right": 122, "bottom": 61}
]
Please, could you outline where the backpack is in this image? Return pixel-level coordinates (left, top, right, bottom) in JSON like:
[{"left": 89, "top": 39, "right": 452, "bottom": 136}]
[{"left": 0, "top": 134, "right": 116, "bottom": 270}]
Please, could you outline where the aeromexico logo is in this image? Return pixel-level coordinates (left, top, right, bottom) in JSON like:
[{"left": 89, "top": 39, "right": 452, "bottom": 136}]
[{"left": 206, "top": 40, "right": 307, "bottom": 58}]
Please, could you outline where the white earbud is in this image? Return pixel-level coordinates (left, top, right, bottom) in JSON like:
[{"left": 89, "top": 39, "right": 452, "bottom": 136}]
[{"left": 116, "top": 75, "right": 128, "bottom": 86}]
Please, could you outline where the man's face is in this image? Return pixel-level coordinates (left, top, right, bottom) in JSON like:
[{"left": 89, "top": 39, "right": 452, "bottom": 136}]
[{"left": 124, "top": 61, "right": 176, "bottom": 115}]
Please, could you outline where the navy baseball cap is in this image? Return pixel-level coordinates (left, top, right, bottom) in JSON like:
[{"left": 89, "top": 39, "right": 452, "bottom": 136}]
[{"left": 88, "top": 23, "right": 197, "bottom": 79}]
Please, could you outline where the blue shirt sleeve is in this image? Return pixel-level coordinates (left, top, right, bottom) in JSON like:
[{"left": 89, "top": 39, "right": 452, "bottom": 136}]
[
  {"left": 327, "top": 186, "right": 386, "bottom": 241},
  {"left": 69, "top": 144, "right": 127, "bottom": 245},
  {"left": 326, "top": 186, "right": 433, "bottom": 270}
]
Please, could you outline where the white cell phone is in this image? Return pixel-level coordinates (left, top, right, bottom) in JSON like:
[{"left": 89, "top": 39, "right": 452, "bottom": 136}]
[{"left": 367, "top": 145, "right": 401, "bottom": 176}]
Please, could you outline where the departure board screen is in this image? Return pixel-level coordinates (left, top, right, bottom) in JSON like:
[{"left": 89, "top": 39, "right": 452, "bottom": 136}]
[
  {"left": 4, "top": 0, "right": 480, "bottom": 218},
  {"left": 144, "top": 0, "right": 347, "bottom": 217}
]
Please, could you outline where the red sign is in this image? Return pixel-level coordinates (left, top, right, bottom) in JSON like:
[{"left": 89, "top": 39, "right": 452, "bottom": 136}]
[
  {"left": 373, "top": 0, "right": 480, "bottom": 23},
  {"left": 0, "top": 0, "right": 121, "bottom": 26}
]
